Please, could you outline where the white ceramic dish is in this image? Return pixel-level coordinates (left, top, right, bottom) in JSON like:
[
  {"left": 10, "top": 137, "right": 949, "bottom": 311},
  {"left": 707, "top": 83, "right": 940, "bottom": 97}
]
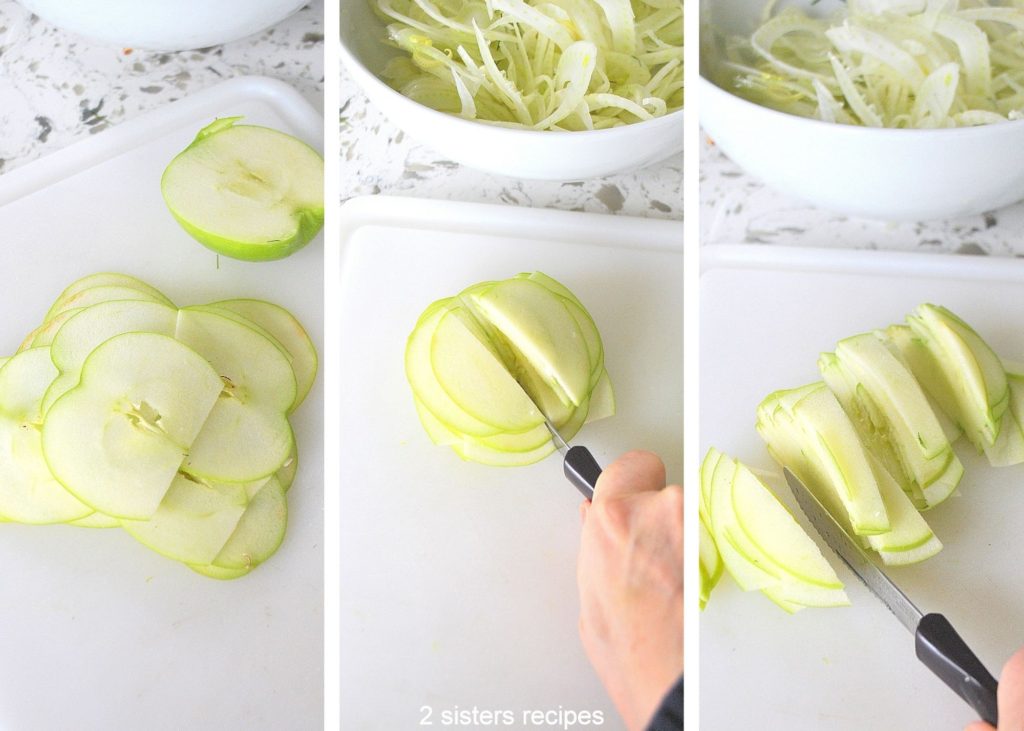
[
  {"left": 700, "top": 0, "right": 1024, "bottom": 221},
  {"left": 701, "top": 244, "right": 1024, "bottom": 730},
  {"left": 337, "top": 196, "right": 683, "bottom": 729},
  {"left": 0, "top": 77, "right": 323, "bottom": 730},
  {"left": 17, "top": 0, "right": 306, "bottom": 51},
  {"left": 339, "top": 0, "right": 683, "bottom": 181}
]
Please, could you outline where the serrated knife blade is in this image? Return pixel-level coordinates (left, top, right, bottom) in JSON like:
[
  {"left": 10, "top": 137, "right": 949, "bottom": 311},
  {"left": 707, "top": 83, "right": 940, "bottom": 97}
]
[{"left": 783, "top": 468, "right": 999, "bottom": 725}]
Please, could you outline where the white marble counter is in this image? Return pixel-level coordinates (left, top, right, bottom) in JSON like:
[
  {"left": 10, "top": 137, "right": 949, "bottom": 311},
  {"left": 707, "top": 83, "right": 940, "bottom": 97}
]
[
  {"left": 701, "top": 133, "right": 1024, "bottom": 256},
  {"left": 339, "top": 62, "right": 683, "bottom": 220},
  {"left": 0, "top": 0, "right": 324, "bottom": 175}
]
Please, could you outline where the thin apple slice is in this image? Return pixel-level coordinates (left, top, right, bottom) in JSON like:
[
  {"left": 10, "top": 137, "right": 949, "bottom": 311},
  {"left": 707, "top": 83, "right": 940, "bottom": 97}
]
[
  {"left": 699, "top": 510, "right": 722, "bottom": 610},
  {"left": 413, "top": 398, "right": 555, "bottom": 466},
  {"left": 175, "top": 306, "right": 296, "bottom": 482},
  {"left": 121, "top": 473, "right": 248, "bottom": 565},
  {"left": 211, "top": 476, "right": 287, "bottom": 570},
  {"left": 44, "top": 272, "right": 174, "bottom": 322},
  {"left": 207, "top": 299, "right": 317, "bottom": 412},
  {"left": 18, "top": 308, "right": 82, "bottom": 352},
  {"left": 42, "top": 332, "right": 223, "bottom": 519},
  {"left": 820, "top": 332, "right": 963, "bottom": 508},
  {"left": 68, "top": 512, "right": 119, "bottom": 528},
  {"left": 0, "top": 348, "right": 92, "bottom": 524},
  {"left": 466, "top": 278, "right": 592, "bottom": 407},
  {"left": 45, "top": 285, "right": 171, "bottom": 323},
  {"left": 906, "top": 304, "right": 1008, "bottom": 450},
  {"left": 161, "top": 118, "right": 324, "bottom": 262}
]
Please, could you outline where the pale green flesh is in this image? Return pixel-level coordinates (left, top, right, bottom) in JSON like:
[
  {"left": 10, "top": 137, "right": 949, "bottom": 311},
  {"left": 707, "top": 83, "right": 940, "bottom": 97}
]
[
  {"left": 161, "top": 124, "right": 324, "bottom": 246},
  {"left": 121, "top": 473, "right": 247, "bottom": 565},
  {"left": 19, "top": 308, "right": 82, "bottom": 352},
  {"left": 784, "top": 385, "right": 890, "bottom": 535},
  {"left": 430, "top": 308, "right": 543, "bottom": 432},
  {"left": 907, "top": 305, "right": 1008, "bottom": 449},
  {"left": 44, "top": 273, "right": 174, "bottom": 322},
  {"left": 46, "top": 286, "right": 170, "bottom": 323},
  {"left": 211, "top": 476, "right": 288, "bottom": 570},
  {"left": 42, "top": 333, "right": 224, "bottom": 519},
  {"left": 0, "top": 348, "right": 92, "bottom": 524},
  {"left": 209, "top": 299, "right": 318, "bottom": 412},
  {"left": 699, "top": 510, "right": 722, "bottom": 610},
  {"left": 468, "top": 278, "right": 592, "bottom": 407},
  {"left": 406, "top": 303, "right": 505, "bottom": 438},
  {"left": 821, "top": 333, "right": 962, "bottom": 509},
  {"left": 730, "top": 463, "right": 845, "bottom": 589}
]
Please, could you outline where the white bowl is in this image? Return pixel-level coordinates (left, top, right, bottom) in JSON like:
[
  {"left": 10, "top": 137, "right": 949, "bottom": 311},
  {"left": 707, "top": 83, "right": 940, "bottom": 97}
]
[
  {"left": 700, "top": 0, "right": 1024, "bottom": 221},
  {"left": 340, "top": 0, "right": 683, "bottom": 181},
  {"left": 17, "top": 0, "right": 307, "bottom": 51}
]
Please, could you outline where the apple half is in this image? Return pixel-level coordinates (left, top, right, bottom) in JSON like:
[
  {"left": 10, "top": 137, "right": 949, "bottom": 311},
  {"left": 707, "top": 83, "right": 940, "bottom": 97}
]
[{"left": 161, "top": 117, "right": 324, "bottom": 262}]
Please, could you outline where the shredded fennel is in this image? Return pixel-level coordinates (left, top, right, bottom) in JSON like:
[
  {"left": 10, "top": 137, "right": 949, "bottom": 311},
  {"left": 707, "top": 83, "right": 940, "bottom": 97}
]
[
  {"left": 372, "top": 0, "right": 683, "bottom": 130},
  {"left": 712, "top": 0, "right": 1024, "bottom": 128}
]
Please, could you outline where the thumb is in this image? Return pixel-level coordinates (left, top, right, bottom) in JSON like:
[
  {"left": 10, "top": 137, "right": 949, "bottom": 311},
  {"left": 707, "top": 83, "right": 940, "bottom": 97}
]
[{"left": 996, "top": 646, "right": 1024, "bottom": 729}]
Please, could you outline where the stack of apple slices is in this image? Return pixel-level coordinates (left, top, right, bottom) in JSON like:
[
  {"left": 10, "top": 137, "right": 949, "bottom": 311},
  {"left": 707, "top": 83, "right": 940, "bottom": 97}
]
[
  {"left": 0, "top": 273, "right": 316, "bottom": 579},
  {"left": 703, "top": 302, "right": 1023, "bottom": 611},
  {"left": 700, "top": 448, "right": 849, "bottom": 613},
  {"left": 406, "top": 272, "right": 614, "bottom": 467}
]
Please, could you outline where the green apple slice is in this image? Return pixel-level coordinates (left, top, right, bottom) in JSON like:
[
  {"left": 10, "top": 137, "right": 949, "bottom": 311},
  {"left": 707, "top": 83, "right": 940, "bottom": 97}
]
[
  {"left": 821, "top": 333, "right": 963, "bottom": 508},
  {"left": 121, "top": 473, "right": 248, "bottom": 565},
  {"left": 467, "top": 278, "right": 592, "bottom": 407},
  {"left": 867, "top": 455, "right": 943, "bottom": 566},
  {"left": 430, "top": 307, "right": 543, "bottom": 432},
  {"left": 45, "top": 285, "right": 171, "bottom": 323},
  {"left": 413, "top": 397, "right": 555, "bottom": 466},
  {"left": 709, "top": 455, "right": 780, "bottom": 591},
  {"left": 44, "top": 273, "right": 174, "bottom": 322},
  {"left": 407, "top": 302, "right": 506, "bottom": 438},
  {"left": 42, "top": 332, "right": 224, "bottom": 519},
  {"left": 175, "top": 306, "right": 296, "bottom": 482},
  {"left": 699, "top": 510, "right": 722, "bottom": 610},
  {"left": 906, "top": 304, "right": 1008, "bottom": 450},
  {"left": 68, "top": 511, "right": 119, "bottom": 528},
  {"left": 211, "top": 476, "right": 287, "bottom": 570},
  {"left": 18, "top": 308, "right": 82, "bottom": 352},
  {"left": 207, "top": 299, "right": 317, "bottom": 412},
  {"left": 0, "top": 348, "right": 92, "bottom": 524},
  {"left": 161, "top": 117, "right": 324, "bottom": 262},
  {"left": 884, "top": 324, "right": 964, "bottom": 443}
]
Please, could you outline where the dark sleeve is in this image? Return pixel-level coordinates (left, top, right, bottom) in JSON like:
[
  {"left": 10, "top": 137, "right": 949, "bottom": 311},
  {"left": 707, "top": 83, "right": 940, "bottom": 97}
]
[{"left": 646, "top": 674, "right": 684, "bottom": 731}]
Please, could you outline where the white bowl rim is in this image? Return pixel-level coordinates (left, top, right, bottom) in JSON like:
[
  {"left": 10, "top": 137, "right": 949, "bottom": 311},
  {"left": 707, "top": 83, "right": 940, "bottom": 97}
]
[
  {"left": 699, "top": 74, "right": 1024, "bottom": 139},
  {"left": 340, "top": 33, "right": 684, "bottom": 140}
]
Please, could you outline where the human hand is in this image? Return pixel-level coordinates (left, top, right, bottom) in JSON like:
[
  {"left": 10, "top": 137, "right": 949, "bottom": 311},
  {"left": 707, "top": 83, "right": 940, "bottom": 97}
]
[
  {"left": 965, "top": 647, "right": 1024, "bottom": 731},
  {"left": 576, "top": 450, "right": 684, "bottom": 731}
]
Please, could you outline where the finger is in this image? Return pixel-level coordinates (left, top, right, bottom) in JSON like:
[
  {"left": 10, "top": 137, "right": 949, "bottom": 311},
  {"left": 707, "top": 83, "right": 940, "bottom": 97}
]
[
  {"left": 963, "top": 723, "right": 994, "bottom": 731},
  {"left": 998, "top": 646, "right": 1024, "bottom": 728},
  {"left": 579, "top": 500, "right": 589, "bottom": 525},
  {"left": 593, "top": 450, "right": 666, "bottom": 503}
]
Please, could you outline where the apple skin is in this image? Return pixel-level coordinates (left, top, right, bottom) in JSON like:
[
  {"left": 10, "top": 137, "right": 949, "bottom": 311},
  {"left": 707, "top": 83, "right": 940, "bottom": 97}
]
[{"left": 161, "top": 117, "right": 324, "bottom": 262}]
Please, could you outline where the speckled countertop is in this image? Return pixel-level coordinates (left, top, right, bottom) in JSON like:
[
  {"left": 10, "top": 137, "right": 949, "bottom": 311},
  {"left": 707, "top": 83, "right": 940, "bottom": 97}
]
[
  {"left": 339, "top": 62, "right": 684, "bottom": 220},
  {"left": 701, "top": 133, "right": 1024, "bottom": 256},
  {"left": 0, "top": 0, "right": 323, "bottom": 175}
]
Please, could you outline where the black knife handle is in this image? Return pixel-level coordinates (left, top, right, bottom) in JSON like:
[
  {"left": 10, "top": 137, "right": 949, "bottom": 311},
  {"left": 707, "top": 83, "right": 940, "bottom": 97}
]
[
  {"left": 915, "top": 613, "right": 999, "bottom": 726},
  {"left": 564, "top": 446, "right": 601, "bottom": 501}
]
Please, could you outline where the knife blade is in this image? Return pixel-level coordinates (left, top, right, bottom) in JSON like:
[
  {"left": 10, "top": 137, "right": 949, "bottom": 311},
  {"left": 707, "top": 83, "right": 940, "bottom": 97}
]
[
  {"left": 543, "top": 417, "right": 601, "bottom": 501},
  {"left": 784, "top": 469, "right": 999, "bottom": 725}
]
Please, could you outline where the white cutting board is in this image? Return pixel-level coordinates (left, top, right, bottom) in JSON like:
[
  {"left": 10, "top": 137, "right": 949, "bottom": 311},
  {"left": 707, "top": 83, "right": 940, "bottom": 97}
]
[
  {"left": 0, "top": 77, "right": 323, "bottom": 730},
  {"left": 337, "top": 197, "right": 683, "bottom": 730},
  {"left": 701, "top": 245, "right": 1024, "bottom": 730}
]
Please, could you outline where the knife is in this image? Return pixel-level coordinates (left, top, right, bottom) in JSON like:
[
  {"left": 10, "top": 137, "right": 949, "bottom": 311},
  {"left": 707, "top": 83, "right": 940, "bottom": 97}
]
[
  {"left": 784, "top": 469, "right": 999, "bottom": 726},
  {"left": 543, "top": 417, "right": 602, "bottom": 501}
]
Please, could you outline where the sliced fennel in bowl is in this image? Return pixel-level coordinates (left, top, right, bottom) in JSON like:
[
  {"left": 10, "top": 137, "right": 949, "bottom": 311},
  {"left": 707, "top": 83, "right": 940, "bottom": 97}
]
[
  {"left": 709, "top": 0, "right": 1024, "bottom": 128},
  {"left": 371, "top": 0, "right": 683, "bottom": 130}
]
